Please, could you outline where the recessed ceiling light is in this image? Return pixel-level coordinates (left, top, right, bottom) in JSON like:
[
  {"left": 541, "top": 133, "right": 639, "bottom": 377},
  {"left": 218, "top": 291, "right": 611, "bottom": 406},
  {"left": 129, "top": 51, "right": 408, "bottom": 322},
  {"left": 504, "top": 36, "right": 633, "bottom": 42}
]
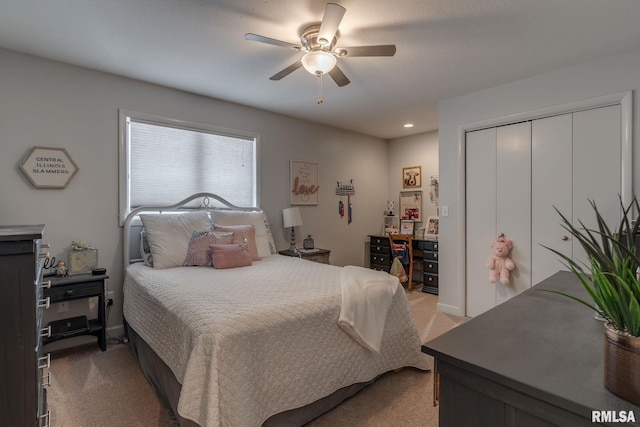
[{"left": 403, "top": 123, "right": 414, "bottom": 128}]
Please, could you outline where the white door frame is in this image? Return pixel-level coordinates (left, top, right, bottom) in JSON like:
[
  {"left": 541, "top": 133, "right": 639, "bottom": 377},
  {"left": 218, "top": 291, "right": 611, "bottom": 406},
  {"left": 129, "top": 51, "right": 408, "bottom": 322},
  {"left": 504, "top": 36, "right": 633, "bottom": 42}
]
[{"left": 456, "top": 91, "right": 633, "bottom": 317}]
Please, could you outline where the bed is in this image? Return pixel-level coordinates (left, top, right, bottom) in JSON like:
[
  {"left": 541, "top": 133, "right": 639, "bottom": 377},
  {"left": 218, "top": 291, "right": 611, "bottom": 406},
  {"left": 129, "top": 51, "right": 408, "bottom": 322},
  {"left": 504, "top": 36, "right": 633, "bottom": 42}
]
[{"left": 122, "top": 193, "right": 430, "bottom": 427}]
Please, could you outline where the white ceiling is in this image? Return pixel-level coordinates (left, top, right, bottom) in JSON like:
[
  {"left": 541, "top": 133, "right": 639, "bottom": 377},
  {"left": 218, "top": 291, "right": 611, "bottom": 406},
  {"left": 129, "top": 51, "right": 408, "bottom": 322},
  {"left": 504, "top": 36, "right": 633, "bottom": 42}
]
[{"left": 2, "top": 0, "right": 640, "bottom": 139}]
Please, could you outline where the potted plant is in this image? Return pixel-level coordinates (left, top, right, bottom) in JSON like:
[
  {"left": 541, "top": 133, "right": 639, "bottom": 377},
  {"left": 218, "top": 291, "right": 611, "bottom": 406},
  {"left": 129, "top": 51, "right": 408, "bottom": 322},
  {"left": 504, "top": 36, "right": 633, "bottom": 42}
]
[{"left": 543, "top": 197, "right": 640, "bottom": 405}]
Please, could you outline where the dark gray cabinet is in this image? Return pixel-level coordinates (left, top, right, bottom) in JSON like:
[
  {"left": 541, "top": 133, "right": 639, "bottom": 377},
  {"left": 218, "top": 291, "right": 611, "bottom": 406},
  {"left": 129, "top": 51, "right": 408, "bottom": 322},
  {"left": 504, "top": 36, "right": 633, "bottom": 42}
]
[
  {"left": 0, "top": 225, "right": 50, "bottom": 426},
  {"left": 369, "top": 235, "right": 392, "bottom": 272},
  {"left": 422, "top": 271, "right": 640, "bottom": 426},
  {"left": 369, "top": 235, "right": 439, "bottom": 294}
]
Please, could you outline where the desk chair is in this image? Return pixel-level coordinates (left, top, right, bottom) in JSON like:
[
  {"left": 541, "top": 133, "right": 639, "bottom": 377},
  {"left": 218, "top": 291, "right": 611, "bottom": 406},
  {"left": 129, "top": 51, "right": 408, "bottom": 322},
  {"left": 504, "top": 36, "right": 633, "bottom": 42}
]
[{"left": 388, "top": 234, "right": 423, "bottom": 290}]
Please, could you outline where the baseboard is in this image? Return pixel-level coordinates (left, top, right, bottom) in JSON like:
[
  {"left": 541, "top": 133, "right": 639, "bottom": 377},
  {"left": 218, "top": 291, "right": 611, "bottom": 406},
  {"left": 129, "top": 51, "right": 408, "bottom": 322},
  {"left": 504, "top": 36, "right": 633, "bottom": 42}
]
[
  {"left": 437, "top": 302, "right": 465, "bottom": 317},
  {"left": 107, "top": 324, "right": 125, "bottom": 339}
]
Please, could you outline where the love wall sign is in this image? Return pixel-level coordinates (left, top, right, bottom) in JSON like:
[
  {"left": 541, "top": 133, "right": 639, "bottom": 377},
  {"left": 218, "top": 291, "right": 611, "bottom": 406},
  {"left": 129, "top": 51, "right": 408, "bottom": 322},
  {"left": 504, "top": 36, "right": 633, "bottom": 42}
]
[{"left": 290, "top": 160, "right": 319, "bottom": 205}]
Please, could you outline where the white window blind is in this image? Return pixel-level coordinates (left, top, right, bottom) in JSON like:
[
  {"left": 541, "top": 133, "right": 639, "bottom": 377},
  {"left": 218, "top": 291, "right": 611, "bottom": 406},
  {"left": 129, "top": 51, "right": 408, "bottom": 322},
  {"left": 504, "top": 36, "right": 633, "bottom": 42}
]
[{"left": 121, "top": 112, "right": 257, "bottom": 218}]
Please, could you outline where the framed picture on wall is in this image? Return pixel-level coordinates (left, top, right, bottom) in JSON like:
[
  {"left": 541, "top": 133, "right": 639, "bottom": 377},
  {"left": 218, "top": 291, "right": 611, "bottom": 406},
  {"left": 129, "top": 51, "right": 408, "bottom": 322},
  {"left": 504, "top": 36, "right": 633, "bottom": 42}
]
[
  {"left": 402, "top": 165, "right": 422, "bottom": 188},
  {"left": 399, "top": 191, "right": 422, "bottom": 221},
  {"left": 426, "top": 216, "right": 439, "bottom": 239},
  {"left": 290, "top": 160, "right": 319, "bottom": 205}
]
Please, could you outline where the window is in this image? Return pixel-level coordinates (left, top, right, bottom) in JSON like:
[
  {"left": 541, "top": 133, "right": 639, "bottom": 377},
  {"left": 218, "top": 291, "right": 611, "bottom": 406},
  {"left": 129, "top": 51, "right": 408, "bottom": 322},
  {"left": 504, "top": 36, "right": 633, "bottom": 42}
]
[{"left": 119, "top": 110, "right": 259, "bottom": 223}]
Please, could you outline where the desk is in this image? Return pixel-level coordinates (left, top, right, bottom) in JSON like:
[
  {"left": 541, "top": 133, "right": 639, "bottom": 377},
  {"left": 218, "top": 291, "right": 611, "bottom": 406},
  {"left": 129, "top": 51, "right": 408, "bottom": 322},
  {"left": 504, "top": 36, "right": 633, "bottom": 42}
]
[
  {"left": 43, "top": 273, "right": 108, "bottom": 351},
  {"left": 368, "top": 235, "right": 439, "bottom": 294},
  {"left": 422, "top": 271, "right": 640, "bottom": 426}
]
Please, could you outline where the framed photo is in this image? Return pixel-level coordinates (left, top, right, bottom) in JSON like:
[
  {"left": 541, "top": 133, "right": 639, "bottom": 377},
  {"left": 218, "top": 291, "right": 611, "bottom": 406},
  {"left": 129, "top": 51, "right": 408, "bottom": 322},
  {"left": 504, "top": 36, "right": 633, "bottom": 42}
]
[
  {"left": 399, "top": 191, "right": 422, "bottom": 221},
  {"left": 290, "top": 160, "right": 319, "bottom": 205},
  {"left": 68, "top": 248, "right": 98, "bottom": 275},
  {"left": 426, "top": 216, "right": 439, "bottom": 238},
  {"left": 400, "top": 220, "right": 415, "bottom": 236},
  {"left": 402, "top": 165, "right": 422, "bottom": 188}
]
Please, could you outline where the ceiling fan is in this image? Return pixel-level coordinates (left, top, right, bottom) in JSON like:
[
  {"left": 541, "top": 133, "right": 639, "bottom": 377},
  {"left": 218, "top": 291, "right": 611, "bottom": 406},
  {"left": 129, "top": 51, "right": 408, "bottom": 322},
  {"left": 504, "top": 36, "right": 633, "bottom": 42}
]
[{"left": 244, "top": 3, "right": 396, "bottom": 101}]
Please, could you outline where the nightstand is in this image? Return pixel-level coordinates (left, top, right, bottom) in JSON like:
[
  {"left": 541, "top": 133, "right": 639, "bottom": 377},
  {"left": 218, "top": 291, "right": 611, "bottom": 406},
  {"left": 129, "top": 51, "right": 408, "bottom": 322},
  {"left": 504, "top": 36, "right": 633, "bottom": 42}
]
[
  {"left": 43, "top": 273, "right": 108, "bottom": 351},
  {"left": 279, "top": 248, "right": 331, "bottom": 264}
]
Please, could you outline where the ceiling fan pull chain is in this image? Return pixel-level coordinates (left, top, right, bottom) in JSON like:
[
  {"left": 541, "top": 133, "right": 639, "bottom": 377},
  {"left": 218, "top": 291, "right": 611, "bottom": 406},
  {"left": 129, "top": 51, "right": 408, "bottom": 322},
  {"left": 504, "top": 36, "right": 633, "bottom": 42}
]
[{"left": 316, "top": 72, "right": 324, "bottom": 104}]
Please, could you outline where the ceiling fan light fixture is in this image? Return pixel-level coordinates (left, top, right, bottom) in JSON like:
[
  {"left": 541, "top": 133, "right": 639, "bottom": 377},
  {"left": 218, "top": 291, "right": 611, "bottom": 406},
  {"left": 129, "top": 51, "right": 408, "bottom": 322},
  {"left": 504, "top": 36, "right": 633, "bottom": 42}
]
[{"left": 301, "top": 51, "right": 337, "bottom": 75}]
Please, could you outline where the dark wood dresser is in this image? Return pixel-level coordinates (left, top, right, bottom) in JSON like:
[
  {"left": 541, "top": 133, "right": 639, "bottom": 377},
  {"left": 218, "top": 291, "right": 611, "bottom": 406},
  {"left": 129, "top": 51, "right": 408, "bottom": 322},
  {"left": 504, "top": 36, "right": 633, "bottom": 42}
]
[
  {"left": 422, "top": 271, "right": 640, "bottom": 426},
  {"left": 0, "top": 225, "right": 51, "bottom": 426}
]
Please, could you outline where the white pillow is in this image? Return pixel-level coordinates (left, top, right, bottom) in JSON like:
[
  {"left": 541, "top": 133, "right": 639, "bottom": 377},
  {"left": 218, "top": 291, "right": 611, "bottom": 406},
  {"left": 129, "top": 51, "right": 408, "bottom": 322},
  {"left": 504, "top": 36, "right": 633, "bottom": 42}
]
[
  {"left": 140, "top": 211, "right": 212, "bottom": 269},
  {"left": 211, "top": 210, "right": 276, "bottom": 258}
]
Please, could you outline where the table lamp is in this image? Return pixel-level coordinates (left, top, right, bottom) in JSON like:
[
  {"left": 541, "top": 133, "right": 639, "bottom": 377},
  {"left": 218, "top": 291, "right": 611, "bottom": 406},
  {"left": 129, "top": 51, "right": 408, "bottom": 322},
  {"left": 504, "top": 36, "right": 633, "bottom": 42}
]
[{"left": 283, "top": 207, "right": 303, "bottom": 251}]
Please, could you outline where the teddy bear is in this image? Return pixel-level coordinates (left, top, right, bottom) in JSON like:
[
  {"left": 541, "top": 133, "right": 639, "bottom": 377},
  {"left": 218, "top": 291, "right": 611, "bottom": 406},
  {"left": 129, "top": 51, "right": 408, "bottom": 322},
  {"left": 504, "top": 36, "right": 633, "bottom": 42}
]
[{"left": 486, "top": 235, "right": 515, "bottom": 285}]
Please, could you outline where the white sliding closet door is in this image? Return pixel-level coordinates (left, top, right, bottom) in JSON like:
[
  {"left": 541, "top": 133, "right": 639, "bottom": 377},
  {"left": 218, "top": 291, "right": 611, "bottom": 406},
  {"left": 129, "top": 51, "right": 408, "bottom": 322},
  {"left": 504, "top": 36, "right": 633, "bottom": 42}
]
[
  {"left": 466, "top": 128, "right": 498, "bottom": 317},
  {"left": 465, "top": 122, "right": 531, "bottom": 317},
  {"left": 466, "top": 104, "right": 622, "bottom": 317},
  {"left": 572, "top": 105, "right": 621, "bottom": 266},
  {"left": 496, "top": 123, "right": 532, "bottom": 305},
  {"left": 531, "top": 114, "right": 573, "bottom": 286}
]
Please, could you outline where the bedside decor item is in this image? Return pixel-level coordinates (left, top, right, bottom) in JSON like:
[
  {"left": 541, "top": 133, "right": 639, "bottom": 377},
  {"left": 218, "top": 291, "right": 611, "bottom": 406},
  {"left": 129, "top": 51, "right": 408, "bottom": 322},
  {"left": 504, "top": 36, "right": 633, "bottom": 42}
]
[
  {"left": 303, "top": 235, "right": 315, "bottom": 249},
  {"left": 20, "top": 146, "right": 79, "bottom": 189},
  {"left": 283, "top": 207, "right": 303, "bottom": 251},
  {"left": 402, "top": 166, "right": 421, "bottom": 188},
  {"left": 290, "top": 160, "right": 319, "bottom": 205},
  {"left": 56, "top": 260, "right": 68, "bottom": 276},
  {"left": 68, "top": 246, "right": 99, "bottom": 275},
  {"left": 542, "top": 197, "right": 640, "bottom": 405}
]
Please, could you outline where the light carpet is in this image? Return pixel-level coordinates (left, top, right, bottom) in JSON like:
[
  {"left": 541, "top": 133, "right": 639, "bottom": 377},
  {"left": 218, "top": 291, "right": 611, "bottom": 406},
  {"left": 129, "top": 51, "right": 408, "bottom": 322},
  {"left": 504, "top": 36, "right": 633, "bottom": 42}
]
[{"left": 48, "top": 288, "right": 466, "bottom": 426}]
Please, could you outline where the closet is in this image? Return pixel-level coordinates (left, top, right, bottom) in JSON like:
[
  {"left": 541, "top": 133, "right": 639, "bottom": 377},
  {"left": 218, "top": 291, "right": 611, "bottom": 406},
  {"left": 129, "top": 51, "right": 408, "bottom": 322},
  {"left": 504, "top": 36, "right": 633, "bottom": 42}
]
[{"left": 465, "top": 104, "right": 621, "bottom": 317}]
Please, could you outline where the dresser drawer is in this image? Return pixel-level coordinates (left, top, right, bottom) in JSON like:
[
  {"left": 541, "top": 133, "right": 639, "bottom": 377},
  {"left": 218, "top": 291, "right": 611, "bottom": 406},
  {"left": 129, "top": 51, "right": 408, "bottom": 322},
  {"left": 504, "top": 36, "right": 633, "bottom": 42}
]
[
  {"left": 416, "top": 240, "right": 438, "bottom": 251},
  {"left": 423, "top": 273, "right": 438, "bottom": 287},
  {"left": 423, "top": 251, "right": 438, "bottom": 261},
  {"left": 45, "top": 282, "right": 102, "bottom": 303},
  {"left": 370, "top": 253, "right": 391, "bottom": 266},
  {"left": 424, "top": 260, "right": 438, "bottom": 274},
  {"left": 370, "top": 236, "right": 389, "bottom": 247}
]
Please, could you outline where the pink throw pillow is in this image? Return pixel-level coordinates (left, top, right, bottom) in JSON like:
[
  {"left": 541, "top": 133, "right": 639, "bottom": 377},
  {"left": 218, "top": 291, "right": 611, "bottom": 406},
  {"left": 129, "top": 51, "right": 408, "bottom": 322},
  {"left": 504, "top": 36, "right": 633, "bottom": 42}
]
[
  {"left": 183, "top": 231, "right": 234, "bottom": 266},
  {"left": 209, "top": 244, "right": 253, "bottom": 269},
  {"left": 212, "top": 224, "right": 260, "bottom": 260}
]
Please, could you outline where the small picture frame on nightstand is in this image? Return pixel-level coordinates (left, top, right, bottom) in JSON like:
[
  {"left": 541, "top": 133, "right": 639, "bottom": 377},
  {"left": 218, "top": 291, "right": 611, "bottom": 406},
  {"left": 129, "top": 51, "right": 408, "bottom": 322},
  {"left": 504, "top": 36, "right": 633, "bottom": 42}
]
[{"left": 68, "top": 248, "right": 98, "bottom": 275}]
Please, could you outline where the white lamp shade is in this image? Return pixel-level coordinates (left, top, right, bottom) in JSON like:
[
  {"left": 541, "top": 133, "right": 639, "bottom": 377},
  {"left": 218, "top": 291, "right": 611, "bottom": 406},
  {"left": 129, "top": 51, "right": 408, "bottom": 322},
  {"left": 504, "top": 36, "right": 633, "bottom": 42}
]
[
  {"left": 301, "top": 51, "right": 337, "bottom": 75},
  {"left": 283, "top": 207, "right": 303, "bottom": 228}
]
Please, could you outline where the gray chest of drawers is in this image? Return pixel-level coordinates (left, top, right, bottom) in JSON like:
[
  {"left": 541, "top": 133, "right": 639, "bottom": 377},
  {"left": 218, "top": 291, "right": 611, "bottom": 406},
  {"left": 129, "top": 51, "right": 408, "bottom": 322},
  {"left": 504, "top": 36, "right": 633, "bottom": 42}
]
[{"left": 0, "top": 225, "right": 50, "bottom": 426}]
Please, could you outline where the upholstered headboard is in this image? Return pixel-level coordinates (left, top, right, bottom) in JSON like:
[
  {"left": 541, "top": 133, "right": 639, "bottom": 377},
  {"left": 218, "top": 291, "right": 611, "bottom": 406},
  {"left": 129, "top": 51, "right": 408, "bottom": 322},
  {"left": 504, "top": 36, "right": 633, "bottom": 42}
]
[{"left": 122, "top": 192, "right": 262, "bottom": 266}]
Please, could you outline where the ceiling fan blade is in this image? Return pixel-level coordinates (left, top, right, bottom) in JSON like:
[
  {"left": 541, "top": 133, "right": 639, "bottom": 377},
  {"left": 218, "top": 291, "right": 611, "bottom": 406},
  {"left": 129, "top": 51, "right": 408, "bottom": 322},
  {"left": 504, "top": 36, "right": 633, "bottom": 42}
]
[
  {"left": 245, "top": 33, "right": 301, "bottom": 51},
  {"left": 336, "top": 45, "right": 397, "bottom": 57},
  {"left": 269, "top": 61, "right": 303, "bottom": 81},
  {"left": 328, "top": 65, "right": 350, "bottom": 87},
  {"left": 318, "top": 3, "right": 346, "bottom": 46}
]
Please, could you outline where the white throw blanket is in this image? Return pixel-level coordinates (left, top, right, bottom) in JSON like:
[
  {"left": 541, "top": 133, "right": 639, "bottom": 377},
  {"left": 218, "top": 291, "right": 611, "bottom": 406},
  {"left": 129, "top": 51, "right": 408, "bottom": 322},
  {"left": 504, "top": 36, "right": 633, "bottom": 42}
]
[{"left": 338, "top": 265, "right": 400, "bottom": 353}]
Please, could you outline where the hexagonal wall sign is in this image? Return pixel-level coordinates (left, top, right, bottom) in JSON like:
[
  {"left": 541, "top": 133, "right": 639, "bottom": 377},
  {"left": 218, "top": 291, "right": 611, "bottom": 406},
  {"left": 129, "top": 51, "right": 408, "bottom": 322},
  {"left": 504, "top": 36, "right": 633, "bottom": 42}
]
[{"left": 20, "top": 146, "right": 79, "bottom": 189}]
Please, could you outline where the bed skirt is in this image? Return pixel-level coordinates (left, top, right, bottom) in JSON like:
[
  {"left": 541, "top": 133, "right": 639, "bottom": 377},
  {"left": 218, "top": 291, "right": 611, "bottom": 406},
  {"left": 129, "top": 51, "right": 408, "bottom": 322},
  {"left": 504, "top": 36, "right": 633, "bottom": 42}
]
[{"left": 124, "top": 319, "right": 376, "bottom": 426}]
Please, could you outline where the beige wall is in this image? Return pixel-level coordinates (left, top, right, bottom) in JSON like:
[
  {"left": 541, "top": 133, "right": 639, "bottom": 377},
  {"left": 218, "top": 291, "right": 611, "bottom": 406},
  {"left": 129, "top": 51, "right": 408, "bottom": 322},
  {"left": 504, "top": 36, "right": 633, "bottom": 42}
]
[
  {"left": 0, "top": 48, "right": 404, "bottom": 337},
  {"left": 388, "top": 131, "right": 439, "bottom": 225}
]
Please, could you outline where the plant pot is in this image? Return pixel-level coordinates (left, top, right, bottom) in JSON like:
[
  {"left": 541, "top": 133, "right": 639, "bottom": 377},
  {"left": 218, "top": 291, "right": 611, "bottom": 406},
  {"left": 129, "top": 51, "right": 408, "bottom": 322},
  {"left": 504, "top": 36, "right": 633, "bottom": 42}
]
[{"left": 604, "top": 322, "right": 640, "bottom": 405}]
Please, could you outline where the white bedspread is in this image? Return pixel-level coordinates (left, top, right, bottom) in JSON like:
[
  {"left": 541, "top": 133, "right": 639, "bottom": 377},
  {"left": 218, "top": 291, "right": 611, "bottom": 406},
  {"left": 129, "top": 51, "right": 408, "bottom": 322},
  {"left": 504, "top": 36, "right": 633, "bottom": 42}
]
[
  {"left": 123, "top": 255, "right": 430, "bottom": 427},
  {"left": 339, "top": 265, "right": 400, "bottom": 353}
]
